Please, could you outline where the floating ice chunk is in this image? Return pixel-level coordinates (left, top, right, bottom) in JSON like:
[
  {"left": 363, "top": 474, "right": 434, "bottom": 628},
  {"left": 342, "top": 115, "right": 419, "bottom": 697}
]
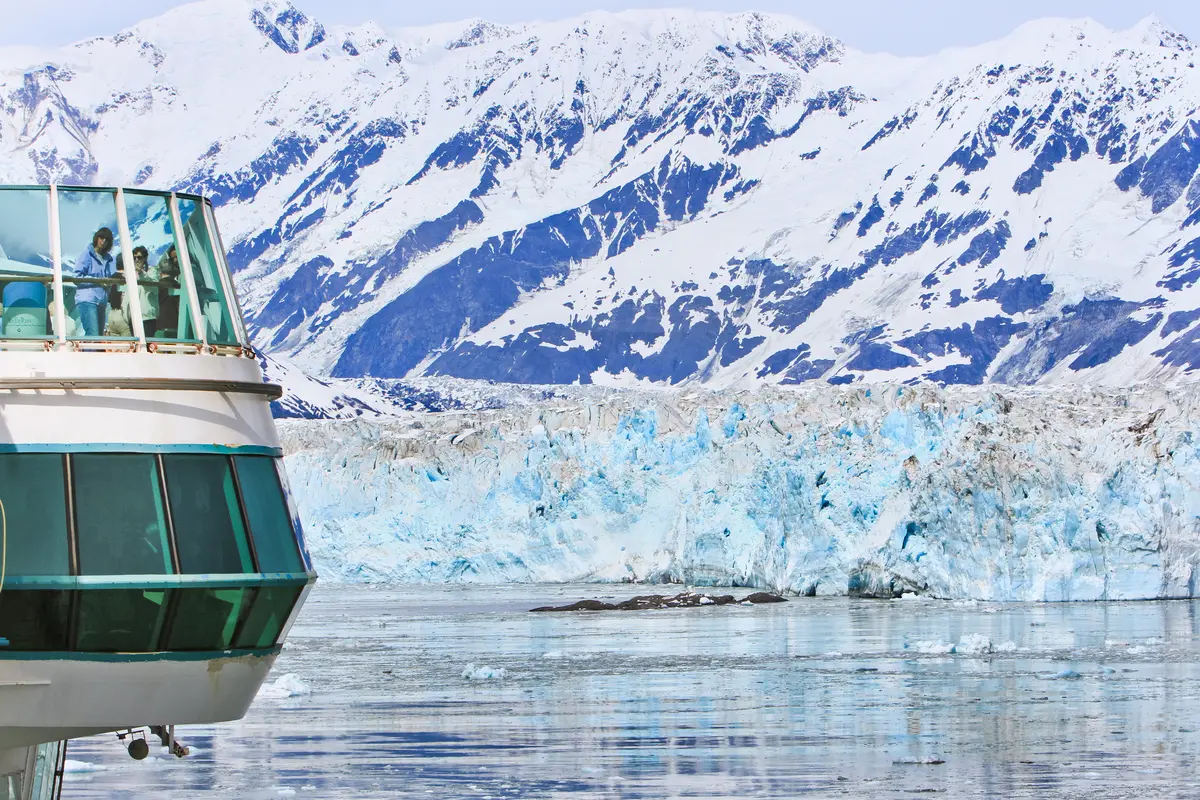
[
  {"left": 542, "top": 650, "right": 566, "bottom": 659},
  {"left": 1104, "top": 640, "right": 1128, "bottom": 649},
  {"left": 462, "top": 663, "right": 507, "bottom": 680},
  {"left": 699, "top": 596, "right": 715, "bottom": 605},
  {"left": 259, "top": 673, "right": 312, "bottom": 699},
  {"left": 955, "top": 634, "right": 993, "bottom": 655},
  {"left": 63, "top": 760, "right": 107, "bottom": 774},
  {"left": 1051, "top": 669, "right": 1082, "bottom": 680},
  {"left": 1126, "top": 645, "right": 1148, "bottom": 654},
  {"left": 893, "top": 756, "right": 946, "bottom": 765},
  {"left": 899, "top": 592, "right": 921, "bottom": 600},
  {"left": 994, "top": 640, "right": 1017, "bottom": 653},
  {"left": 911, "top": 640, "right": 955, "bottom": 655},
  {"left": 276, "top": 789, "right": 297, "bottom": 797},
  {"left": 1145, "top": 637, "right": 1168, "bottom": 645}
]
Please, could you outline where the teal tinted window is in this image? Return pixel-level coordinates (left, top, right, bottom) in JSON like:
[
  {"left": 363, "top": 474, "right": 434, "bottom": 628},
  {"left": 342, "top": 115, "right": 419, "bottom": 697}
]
[
  {"left": 77, "top": 589, "right": 169, "bottom": 652},
  {"left": 234, "top": 456, "right": 303, "bottom": 573},
  {"left": 0, "top": 188, "right": 53, "bottom": 340},
  {"left": 167, "top": 588, "right": 247, "bottom": 651},
  {"left": 124, "top": 190, "right": 195, "bottom": 343},
  {"left": 0, "top": 454, "right": 69, "bottom": 576},
  {"left": 74, "top": 454, "right": 172, "bottom": 576},
  {"left": 163, "top": 455, "right": 253, "bottom": 574},
  {"left": 176, "top": 198, "right": 238, "bottom": 346},
  {"left": 235, "top": 586, "right": 302, "bottom": 649},
  {"left": 58, "top": 189, "right": 128, "bottom": 340},
  {"left": 0, "top": 589, "right": 71, "bottom": 650}
]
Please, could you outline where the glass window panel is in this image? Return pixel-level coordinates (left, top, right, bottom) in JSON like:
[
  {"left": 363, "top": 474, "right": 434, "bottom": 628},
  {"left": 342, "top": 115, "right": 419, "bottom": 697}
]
[
  {"left": 233, "top": 456, "right": 304, "bottom": 574},
  {"left": 74, "top": 454, "right": 172, "bottom": 576},
  {"left": 0, "top": 188, "right": 53, "bottom": 340},
  {"left": 57, "top": 190, "right": 127, "bottom": 340},
  {"left": 0, "top": 589, "right": 71, "bottom": 650},
  {"left": 167, "top": 587, "right": 247, "bottom": 651},
  {"left": 163, "top": 455, "right": 253, "bottom": 574},
  {"left": 234, "top": 586, "right": 302, "bottom": 650},
  {"left": 0, "top": 454, "right": 69, "bottom": 577},
  {"left": 77, "top": 588, "right": 169, "bottom": 652},
  {"left": 176, "top": 197, "right": 238, "bottom": 345},
  {"left": 123, "top": 190, "right": 196, "bottom": 343}
]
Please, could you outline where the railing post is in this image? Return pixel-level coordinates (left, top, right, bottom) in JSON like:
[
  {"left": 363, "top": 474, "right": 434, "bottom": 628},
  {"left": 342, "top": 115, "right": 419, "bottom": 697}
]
[
  {"left": 114, "top": 189, "right": 146, "bottom": 347},
  {"left": 168, "top": 193, "right": 208, "bottom": 349},
  {"left": 48, "top": 185, "right": 67, "bottom": 346}
]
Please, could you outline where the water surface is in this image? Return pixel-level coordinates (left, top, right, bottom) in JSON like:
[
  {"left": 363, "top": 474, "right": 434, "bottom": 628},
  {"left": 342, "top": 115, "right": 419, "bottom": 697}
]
[{"left": 62, "top": 585, "right": 1200, "bottom": 798}]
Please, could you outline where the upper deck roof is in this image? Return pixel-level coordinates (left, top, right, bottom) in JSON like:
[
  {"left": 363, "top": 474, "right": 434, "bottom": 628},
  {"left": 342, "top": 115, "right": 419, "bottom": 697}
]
[{"left": 0, "top": 185, "right": 250, "bottom": 355}]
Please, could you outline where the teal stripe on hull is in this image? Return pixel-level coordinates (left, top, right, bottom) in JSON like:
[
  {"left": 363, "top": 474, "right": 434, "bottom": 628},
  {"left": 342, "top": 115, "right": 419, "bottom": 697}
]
[
  {"left": 2, "top": 573, "right": 315, "bottom": 589},
  {"left": 0, "top": 646, "right": 281, "bottom": 662},
  {"left": 0, "top": 443, "right": 283, "bottom": 456}
]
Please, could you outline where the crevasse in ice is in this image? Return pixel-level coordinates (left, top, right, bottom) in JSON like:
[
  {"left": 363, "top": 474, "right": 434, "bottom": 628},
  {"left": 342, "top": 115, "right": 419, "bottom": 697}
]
[{"left": 279, "top": 384, "right": 1200, "bottom": 601}]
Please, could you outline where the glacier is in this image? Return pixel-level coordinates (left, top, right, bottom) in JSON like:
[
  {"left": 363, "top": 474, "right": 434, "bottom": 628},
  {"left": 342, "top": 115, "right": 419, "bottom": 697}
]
[{"left": 280, "top": 383, "right": 1200, "bottom": 601}]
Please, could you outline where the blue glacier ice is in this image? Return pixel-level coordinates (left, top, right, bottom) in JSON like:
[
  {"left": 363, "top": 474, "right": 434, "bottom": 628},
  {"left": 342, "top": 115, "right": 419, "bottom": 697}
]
[{"left": 280, "top": 383, "right": 1200, "bottom": 601}]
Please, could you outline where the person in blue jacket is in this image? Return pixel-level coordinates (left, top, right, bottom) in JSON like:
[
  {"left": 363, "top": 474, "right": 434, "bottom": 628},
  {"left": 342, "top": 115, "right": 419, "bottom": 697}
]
[{"left": 73, "top": 227, "right": 116, "bottom": 337}]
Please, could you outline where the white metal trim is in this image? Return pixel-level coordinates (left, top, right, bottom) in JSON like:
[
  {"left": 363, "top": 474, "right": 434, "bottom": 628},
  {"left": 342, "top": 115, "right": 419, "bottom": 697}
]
[{"left": 48, "top": 185, "right": 66, "bottom": 345}]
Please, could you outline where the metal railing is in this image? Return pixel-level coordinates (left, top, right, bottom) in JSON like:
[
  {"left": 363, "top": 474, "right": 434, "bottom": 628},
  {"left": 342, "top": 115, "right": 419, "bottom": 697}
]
[{"left": 0, "top": 185, "right": 252, "bottom": 357}]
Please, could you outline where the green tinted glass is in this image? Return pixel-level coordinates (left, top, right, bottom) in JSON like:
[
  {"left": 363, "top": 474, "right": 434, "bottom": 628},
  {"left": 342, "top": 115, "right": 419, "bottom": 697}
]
[
  {"left": 124, "top": 190, "right": 195, "bottom": 343},
  {"left": 0, "top": 454, "right": 69, "bottom": 576},
  {"left": 77, "top": 589, "right": 170, "bottom": 652},
  {"left": 234, "top": 456, "right": 304, "bottom": 573},
  {"left": 234, "top": 586, "right": 302, "bottom": 649},
  {"left": 167, "top": 588, "right": 247, "bottom": 651},
  {"left": 58, "top": 189, "right": 126, "bottom": 340},
  {"left": 0, "top": 589, "right": 71, "bottom": 650},
  {"left": 74, "top": 454, "right": 172, "bottom": 576},
  {"left": 0, "top": 188, "right": 53, "bottom": 340},
  {"left": 176, "top": 198, "right": 238, "bottom": 345},
  {"left": 163, "top": 454, "right": 253, "bottom": 574}
]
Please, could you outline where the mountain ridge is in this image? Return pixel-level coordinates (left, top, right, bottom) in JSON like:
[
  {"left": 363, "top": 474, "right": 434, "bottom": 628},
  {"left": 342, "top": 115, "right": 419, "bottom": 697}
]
[{"left": 3, "top": 1, "right": 1200, "bottom": 396}]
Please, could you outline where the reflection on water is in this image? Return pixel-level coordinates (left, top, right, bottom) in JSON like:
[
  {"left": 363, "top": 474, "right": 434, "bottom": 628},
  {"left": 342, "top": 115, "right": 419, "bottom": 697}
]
[{"left": 63, "top": 585, "right": 1200, "bottom": 798}]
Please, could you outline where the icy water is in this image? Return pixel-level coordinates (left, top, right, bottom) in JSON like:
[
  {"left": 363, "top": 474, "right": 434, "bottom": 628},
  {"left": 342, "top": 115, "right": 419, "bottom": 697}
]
[{"left": 63, "top": 585, "right": 1200, "bottom": 799}]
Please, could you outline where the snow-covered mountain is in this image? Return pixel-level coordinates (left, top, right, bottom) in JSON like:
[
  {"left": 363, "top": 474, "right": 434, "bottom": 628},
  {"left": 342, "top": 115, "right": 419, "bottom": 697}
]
[{"left": 4, "top": 1, "right": 1200, "bottom": 390}]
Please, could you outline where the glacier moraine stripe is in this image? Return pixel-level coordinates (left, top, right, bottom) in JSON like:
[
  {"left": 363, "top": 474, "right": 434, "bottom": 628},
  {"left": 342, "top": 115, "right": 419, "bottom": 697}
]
[{"left": 0, "top": 443, "right": 284, "bottom": 456}]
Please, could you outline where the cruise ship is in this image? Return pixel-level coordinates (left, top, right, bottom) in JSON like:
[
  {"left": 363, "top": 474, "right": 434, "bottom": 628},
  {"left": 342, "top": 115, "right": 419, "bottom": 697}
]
[{"left": 0, "top": 185, "right": 316, "bottom": 799}]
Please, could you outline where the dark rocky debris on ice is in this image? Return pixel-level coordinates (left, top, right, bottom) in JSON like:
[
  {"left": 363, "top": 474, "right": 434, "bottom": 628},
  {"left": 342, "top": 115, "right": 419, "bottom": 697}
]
[{"left": 531, "top": 590, "right": 787, "bottom": 612}]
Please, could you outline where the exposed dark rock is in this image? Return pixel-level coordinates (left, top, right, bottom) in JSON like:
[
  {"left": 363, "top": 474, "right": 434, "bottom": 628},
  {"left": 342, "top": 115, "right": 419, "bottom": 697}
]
[{"left": 531, "top": 590, "right": 786, "bottom": 612}]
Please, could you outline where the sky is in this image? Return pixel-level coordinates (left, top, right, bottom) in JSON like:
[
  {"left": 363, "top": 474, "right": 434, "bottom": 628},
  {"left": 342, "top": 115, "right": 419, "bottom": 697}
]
[{"left": 2, "top": 0, "right": 1197, "bottom": 55}]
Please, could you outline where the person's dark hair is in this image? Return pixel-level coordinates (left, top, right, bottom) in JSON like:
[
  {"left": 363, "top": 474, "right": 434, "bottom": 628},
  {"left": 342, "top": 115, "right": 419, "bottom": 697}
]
[
  {"left": 115, "top": 253, "right": 125, "bottom": 271},
  {"left": 133, "top": 246, "right": 148, "bottom": 259},
  {"left": 94, "top": 227, "right": 113, "bottom": 245},
  {"left": 108, "top": 284, "right": 123, "bottom": 310}
]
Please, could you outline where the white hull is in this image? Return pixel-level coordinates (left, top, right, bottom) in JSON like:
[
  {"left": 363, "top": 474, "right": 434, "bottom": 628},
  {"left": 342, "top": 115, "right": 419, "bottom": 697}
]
[{"left": 0, "top": 652, "right": 277, "bottom": 752}]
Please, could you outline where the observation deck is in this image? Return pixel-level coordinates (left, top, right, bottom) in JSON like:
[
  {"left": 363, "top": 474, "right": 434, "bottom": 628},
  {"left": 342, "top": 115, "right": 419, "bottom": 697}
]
[{"left": 0, "top": 186, "right": 314, "bottom": 795}]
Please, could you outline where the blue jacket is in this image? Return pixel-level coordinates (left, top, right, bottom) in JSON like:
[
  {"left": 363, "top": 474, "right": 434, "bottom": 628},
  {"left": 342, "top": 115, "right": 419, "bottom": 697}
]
[{"left": 73, "top": 244, "right": 115, "bottom": 306}]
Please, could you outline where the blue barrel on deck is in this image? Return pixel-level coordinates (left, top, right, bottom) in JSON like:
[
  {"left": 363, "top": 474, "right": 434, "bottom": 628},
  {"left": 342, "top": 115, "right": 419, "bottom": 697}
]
[{"left": 1, "top": 280, "right": 48, "bottom": 337}]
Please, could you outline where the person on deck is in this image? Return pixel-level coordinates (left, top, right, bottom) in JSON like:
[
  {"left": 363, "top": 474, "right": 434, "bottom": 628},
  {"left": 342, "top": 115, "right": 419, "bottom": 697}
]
[{"left": 72, "top": 227, "right": 116, "bottom": 337}]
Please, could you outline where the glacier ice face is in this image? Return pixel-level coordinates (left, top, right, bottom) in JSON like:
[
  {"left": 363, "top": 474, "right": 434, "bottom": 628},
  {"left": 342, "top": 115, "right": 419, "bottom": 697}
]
[{"left": 280, "top": 383, "right": 1200, "bottom": 601}]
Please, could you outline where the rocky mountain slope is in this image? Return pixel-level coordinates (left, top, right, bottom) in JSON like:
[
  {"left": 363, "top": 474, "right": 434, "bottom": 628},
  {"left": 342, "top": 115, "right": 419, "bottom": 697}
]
[{"left": 4, "top": 1, "right": 1200, "bottom": 390}]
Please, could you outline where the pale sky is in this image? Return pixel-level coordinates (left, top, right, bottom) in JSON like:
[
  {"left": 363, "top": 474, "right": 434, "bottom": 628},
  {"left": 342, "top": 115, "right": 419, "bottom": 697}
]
[{"left": 3, "top": 0, "right": 1197, "bottom": 55}]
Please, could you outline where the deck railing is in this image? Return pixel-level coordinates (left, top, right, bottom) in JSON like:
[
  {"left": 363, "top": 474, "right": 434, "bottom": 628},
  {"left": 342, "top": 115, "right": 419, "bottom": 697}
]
[{"left": 0, "top": 186, "right": 251, "bottom": 355}]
